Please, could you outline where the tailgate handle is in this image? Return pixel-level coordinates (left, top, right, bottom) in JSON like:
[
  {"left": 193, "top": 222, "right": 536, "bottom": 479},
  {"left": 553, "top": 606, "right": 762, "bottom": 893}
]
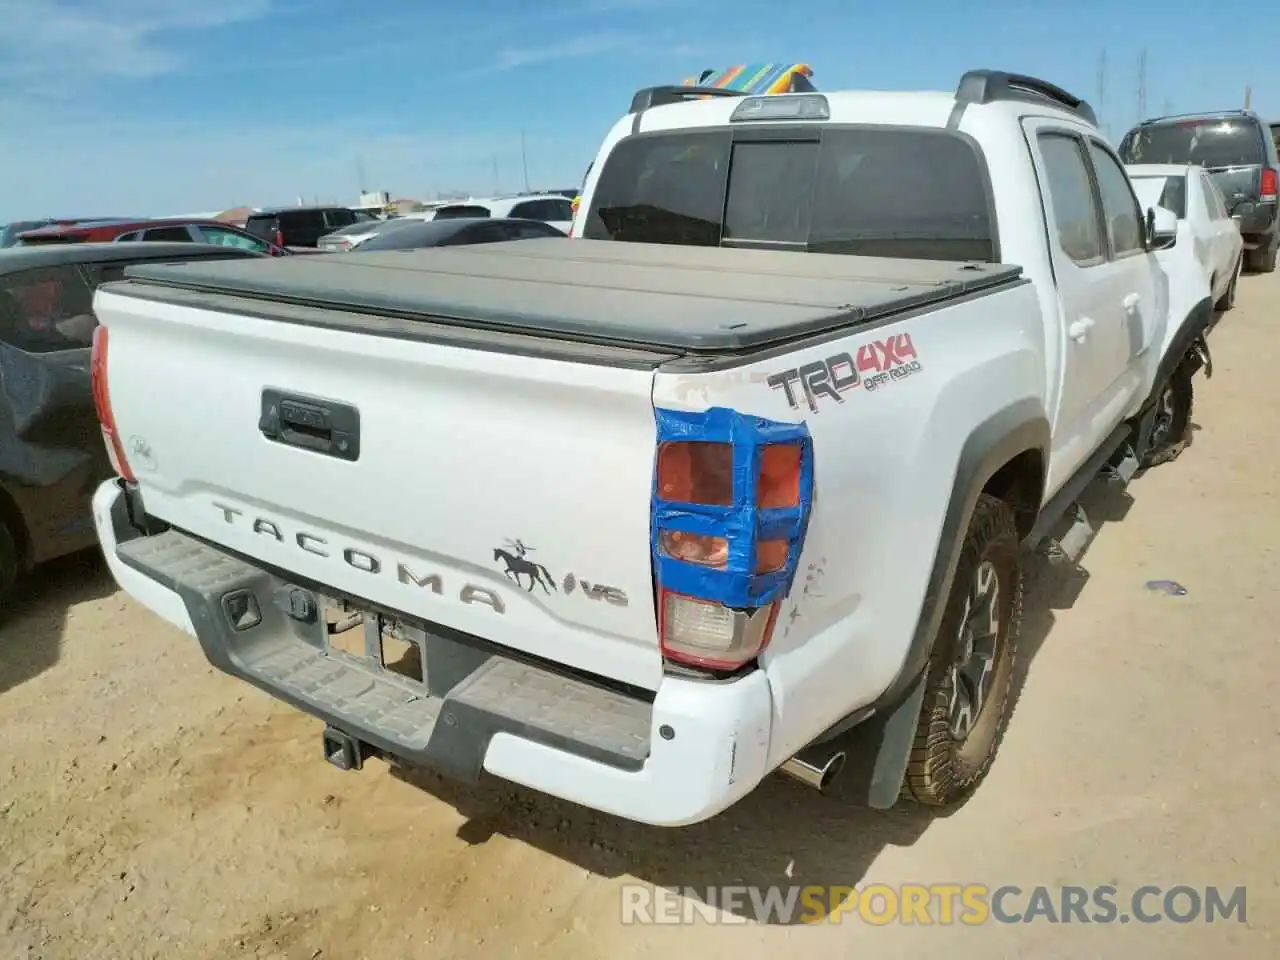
[{"left": 259, "top": 389, "right": 360, "bottom": 462}]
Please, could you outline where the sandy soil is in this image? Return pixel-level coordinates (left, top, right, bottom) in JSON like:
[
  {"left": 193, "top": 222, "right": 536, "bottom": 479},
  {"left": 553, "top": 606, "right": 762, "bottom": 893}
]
[{"left": 3, "top": 274, "right": 1279, "bottom": 960}]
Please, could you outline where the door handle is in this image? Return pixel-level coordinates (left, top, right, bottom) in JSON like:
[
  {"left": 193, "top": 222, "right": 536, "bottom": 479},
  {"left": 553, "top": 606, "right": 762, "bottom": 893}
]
[
  {"left": 1123, "top": 293, "right": 1141, "bottom": 313},
  {"left": 260, "top": 389, "right": 361, "bottom": 461},
  {"left": 1068, "top": 317, "right": 1095, "bottom": 342}
]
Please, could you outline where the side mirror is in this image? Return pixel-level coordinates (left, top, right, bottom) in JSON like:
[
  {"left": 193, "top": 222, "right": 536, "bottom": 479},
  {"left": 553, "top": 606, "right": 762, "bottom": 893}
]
[{"left": 1146, "top": 205, "right": 1177, "bottom": 251}]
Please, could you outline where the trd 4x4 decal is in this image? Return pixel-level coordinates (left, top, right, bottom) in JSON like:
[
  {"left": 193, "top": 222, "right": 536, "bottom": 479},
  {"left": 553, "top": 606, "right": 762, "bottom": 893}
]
[{"left": 768, "top": 333, "right": 922, "bottom": 412}]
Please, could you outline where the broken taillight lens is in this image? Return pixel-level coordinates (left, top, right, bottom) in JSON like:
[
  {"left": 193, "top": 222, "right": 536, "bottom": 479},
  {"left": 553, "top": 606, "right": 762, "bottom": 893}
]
[
  {"left": 90, "top": 326, "right": 136, "bottom": 482},
  {"left": 651, "top": 412, "right": 812, "bottom": 672}
]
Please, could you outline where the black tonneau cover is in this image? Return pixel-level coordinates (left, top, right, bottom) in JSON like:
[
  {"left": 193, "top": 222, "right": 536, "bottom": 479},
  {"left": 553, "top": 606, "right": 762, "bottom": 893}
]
[{"left": 119, "top": 239, "right": 1022, "bottom": 352}]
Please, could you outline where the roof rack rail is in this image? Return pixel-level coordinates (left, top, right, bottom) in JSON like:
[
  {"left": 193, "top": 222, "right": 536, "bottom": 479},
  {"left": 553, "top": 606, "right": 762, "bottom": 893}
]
[
  {"left": 954, "top": 69, "right": 1097, "bottom": 127},
  {"left": 628, "top": 85, "right": 746, "bottom": 113},
  {"left": 1139, "top": 108, "right": 1250, "bottom": 125}
]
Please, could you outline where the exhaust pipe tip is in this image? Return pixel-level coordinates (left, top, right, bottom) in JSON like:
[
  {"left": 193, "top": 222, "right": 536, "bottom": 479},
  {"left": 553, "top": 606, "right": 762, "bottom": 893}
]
[{"left": 780, "top": 750, "right": 847, "bottom": 793}]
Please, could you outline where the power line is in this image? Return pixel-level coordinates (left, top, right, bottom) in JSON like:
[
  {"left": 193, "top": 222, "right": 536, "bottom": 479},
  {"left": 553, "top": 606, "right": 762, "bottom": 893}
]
[
  {"left": 1136, "top": 48, "right": 1147, "bottom": 125},
  {"left": 1097, "top": 49, "right": 1107, "bottom": 136},
  {"left": 520, "top": 131, "right": 530, "bottom": 193}
]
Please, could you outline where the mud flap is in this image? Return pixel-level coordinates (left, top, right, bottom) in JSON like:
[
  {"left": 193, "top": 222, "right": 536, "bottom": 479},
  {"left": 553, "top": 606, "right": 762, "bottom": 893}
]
[
  {"left": 824, "top": 672, "right": 927, "bottom": 809},
  {"left": 1188, "top": 336, "right": 1212, "bottom": 380}
]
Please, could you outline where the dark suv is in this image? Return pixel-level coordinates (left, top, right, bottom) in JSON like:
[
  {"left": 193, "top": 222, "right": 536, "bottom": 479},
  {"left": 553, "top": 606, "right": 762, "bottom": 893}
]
[
  {"left": 0, "top": 242, "right": 265, "bottom": 606},
  {"left": 1118, "top": 110, "right": 1279, "bottom": 273},
  {"left": 244, "top": 206, "right": 371, "bottom": 248}
]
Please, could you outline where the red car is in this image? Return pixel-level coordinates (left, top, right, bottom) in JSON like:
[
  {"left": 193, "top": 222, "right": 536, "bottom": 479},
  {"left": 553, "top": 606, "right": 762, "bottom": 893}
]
[{"left": 15, "top": 218, "right": 292, "bottom": 256}]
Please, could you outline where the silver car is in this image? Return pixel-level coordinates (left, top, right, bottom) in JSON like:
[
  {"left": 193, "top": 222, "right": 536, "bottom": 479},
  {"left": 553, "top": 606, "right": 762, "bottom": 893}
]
[{"left": 317, "top": 217, "right": 416, "bottom": 252}]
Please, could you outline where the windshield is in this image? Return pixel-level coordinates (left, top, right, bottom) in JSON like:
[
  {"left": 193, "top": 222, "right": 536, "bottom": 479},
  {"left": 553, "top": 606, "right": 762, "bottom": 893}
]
[
  {"left": 1130, "top": 175, "right": 1186, "bottom": 219},
  {"left": 1, "top": 220, "right": 55, "bottom": 247},
  {"left": 1118, "top": 118, "right": 1264, "bottom": 168},
  {"left": 582, "top": 127, "right": 996, "bottom": 262},
  {"left": 432, "top": 205, "right": 490, "bottom": 220}
]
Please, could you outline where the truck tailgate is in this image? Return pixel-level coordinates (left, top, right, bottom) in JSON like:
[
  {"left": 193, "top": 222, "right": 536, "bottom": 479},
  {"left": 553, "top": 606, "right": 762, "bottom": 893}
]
[{"left": 94, "top": 285, "right": 666, "bottom": 691}]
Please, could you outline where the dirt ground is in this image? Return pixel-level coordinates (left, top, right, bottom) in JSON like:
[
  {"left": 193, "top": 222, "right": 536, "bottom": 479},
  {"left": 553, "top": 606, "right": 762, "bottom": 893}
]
[{"left": 3, "top": 275, "right": 1279, "bottom": 960}]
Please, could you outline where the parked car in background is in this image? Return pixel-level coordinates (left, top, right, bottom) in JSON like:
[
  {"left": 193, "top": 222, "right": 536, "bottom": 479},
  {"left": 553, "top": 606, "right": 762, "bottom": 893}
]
[
  {"left": 2, "top": 220, "right": 68, "bottom": 248},
  {"left": 1118, "top": 110, "right": 1278, "bottom": 273},
  {"left": 351, "top": 217, "right": 566, "bottom": 251},
  {"left": 316, "top": 217, "right": 418, "bottom": 252},
  {"left": 0, "top": 242, "right": 267, "bottom": 608},
  {"left": 15, "top": 218, "right": 291, "bottom": 256},
  {"left": 1127, "top": 163, "right": 1244, "bottom": 312},
  {"left": 421, "top": 194, "right": 575, "bottom": 232},
  {"left": 243, "top": 206, "right": 373, "bottom": 248}
]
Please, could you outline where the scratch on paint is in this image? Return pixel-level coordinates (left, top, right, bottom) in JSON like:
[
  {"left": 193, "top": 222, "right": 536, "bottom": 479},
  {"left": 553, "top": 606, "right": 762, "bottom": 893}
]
[
  {"left": 780, "top": 557, "right": 827, "bottom": 641},
  {"left": 670, "top": 369, "right": 772, "bottom": 405},
  {"left": 802, "top": 558, "right": 827, "bottom": 599}
]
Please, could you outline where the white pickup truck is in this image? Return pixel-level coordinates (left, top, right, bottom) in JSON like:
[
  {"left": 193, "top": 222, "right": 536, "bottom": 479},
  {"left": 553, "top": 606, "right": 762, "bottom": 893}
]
[{"left": 90, "top": 70, "right": 1215, "bottom": 827}]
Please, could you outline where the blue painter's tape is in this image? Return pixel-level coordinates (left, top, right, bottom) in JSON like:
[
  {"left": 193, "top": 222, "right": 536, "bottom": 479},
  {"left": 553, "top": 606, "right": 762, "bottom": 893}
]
[{"left": 652, "top": 406, "right": 813, "bottom": 609}]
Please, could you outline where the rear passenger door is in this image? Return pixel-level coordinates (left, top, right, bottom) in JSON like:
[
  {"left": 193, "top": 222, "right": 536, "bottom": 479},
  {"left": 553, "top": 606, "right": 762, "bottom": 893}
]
[
  {"left": 1084, "top": 138, "right": 1161, "bottom": 385},
  {"left": 1027, "top": 126, "right": 1124, "bottom": 475}
]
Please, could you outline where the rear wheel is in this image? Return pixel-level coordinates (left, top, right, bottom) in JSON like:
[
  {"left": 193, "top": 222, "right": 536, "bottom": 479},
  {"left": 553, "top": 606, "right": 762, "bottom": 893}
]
[
  {"left": 902, "top": 494, "right": 1021, "bottom": 807},
  {"left": 1141, "top": 362, "right": 1194, "bottom": 468},
  {"left": 0, "top": 519, "right": 18, "bottom": 611},
  {"left": 1246, "top": 239, "right": 1277, "bottom": 274}
]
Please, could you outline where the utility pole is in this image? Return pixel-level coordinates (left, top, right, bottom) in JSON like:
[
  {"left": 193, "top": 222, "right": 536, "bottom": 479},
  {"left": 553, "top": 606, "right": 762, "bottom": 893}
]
[
  {"left": 1244, "top": 85, "right": 1252, "bottom": 109},
  {"left": 1136, "top": 48, "right": 1147, "bottom": 124},
  {"left": 1096, "top": 49, "right": 1107, "bottom": 136},
  {"left": 520, "top": 131, "right": 531, "bottom": 193},
  {"left": 491, "top": 155, "right": 501, "bottom": 195}
]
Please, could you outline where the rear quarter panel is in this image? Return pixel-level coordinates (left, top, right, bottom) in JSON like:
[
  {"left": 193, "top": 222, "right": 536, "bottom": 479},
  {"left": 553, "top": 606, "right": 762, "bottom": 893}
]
[{"left": 652, "top": 282, "right": 1047, "bottom": 766}]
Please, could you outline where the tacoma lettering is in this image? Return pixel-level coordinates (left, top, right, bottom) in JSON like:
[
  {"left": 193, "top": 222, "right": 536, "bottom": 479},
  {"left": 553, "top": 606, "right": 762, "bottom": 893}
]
[{"left": 211, "top": 503, "right": 505, "bottom": 613}]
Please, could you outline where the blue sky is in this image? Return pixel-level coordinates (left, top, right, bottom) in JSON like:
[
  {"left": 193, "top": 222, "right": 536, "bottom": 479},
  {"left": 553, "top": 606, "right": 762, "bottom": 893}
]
[{"left": 0, "top": 0, "right": 1275, "bottom": 219}]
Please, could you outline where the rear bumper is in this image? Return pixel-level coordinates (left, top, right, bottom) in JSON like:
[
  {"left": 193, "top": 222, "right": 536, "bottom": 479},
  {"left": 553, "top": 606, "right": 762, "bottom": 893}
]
[
  {"left": 1236, "top": 201, "right": 1277, "bottom": 245},
  {"left": 92, "top": 479, "right": 774, "bottom": 826}
]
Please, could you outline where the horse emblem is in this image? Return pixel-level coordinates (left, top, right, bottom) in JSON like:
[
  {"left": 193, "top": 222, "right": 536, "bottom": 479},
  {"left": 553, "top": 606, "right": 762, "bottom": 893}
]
[{"left": 492, "top": 539, "right": 557, "bottom": 595}]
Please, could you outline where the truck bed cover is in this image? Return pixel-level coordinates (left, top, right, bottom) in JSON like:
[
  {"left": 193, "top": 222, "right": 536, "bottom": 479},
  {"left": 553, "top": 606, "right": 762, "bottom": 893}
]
[{"left": 118, "top": 238, "right": 1023, "bottom": 352}]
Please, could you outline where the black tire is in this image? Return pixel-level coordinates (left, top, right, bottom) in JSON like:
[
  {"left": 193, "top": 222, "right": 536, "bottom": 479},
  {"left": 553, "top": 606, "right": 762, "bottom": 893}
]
[
  {"left": 902, "top": 494, "right": 1021, "bottom": 807},
  {"left": 1215, "top": 257, "right": 1240, "bottom": 312},
  {"left": 0, "top": 519, "right": 18, "bottom": 611},
  {"left": 1246, "top": 240, "right": 1277, "bottom": 274},
  {"left": 1140, "top": 362, "right": 1194, "bottom": 469}
]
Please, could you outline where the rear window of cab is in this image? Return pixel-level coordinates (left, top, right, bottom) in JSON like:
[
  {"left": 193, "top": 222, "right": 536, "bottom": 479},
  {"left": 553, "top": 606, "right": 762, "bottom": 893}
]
[{"left": 582, "top": 126, "right": 997, "bottom": 262}]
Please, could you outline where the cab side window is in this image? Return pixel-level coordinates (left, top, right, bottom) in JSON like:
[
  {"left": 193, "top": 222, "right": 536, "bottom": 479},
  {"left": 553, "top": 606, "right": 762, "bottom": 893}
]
[
  {"left": 1037, "top": 133, "right": 1104, "bottom": 264},
  {"left": 0, "top": 265, "right": 97, "bottom": 352}
]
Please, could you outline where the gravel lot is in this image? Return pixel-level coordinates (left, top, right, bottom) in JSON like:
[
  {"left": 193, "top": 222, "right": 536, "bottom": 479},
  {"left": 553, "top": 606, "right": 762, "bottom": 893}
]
[{"left": 2, "top": 273, "right": 1278, "bottom": 960}]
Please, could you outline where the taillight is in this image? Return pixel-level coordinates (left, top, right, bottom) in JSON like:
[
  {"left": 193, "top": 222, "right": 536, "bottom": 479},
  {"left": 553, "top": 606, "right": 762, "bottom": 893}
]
[
  {"left": 1260, "top": 169, "right": 1278, "bottom": 202},
  {"left": 90, "top": 326, "right": 135, "bottom": 483},
  {"left": 651, "top": 407, "right": 813, "bottom": 672}
]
